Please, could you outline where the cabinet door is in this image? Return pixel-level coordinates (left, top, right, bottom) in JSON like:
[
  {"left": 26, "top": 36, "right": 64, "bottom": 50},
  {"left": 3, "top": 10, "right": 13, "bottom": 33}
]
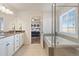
[
  {"left": 19, "top": 33, "right": 24, "bottom": 47},
  {"left": 0, "top": 39, "right": 7, "bottom": 56},
  {"left": 7, "top": 36, "right": 14, "bottom": 56},
  {"left": 14, "top": 34, "right": 20, "bottom": 52}
]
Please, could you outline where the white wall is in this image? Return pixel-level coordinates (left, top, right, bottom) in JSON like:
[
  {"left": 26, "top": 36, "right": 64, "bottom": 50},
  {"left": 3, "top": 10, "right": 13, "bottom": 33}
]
[
  {"left": 15, "top": 10, "right": 43, "bottom": 44},
  {"left": 15, "top": 7, "right": 53, "bottom": 45},
  {"left": 42, "top": 10, "right": 52, "bottom": 34},
  {"left": 40, "top": 7, "right": 52, "bottom": 48}
]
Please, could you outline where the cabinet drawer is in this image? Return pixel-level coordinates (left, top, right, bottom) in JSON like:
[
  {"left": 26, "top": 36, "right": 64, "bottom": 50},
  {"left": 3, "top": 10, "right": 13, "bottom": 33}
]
[
  {"left": 0, "top": 39, "right": 4, "bottom": 44},
  {"left": 15, "top": 44, "right": 19, "bottom": 51},
  {"left": 0, "top": 38, "right": 7, "bottom": 56},
  {"left": 19, "top": 33, "right": 24, "bottom": 46},
  {"left": 14, "top": 34, "right": 20, "bottom": 52},
  {"left": 15, "top": 43, "right": 19, "bottom": 52},
  {"left": 0, "top": 38, "right": 7, "bottom": 44}
]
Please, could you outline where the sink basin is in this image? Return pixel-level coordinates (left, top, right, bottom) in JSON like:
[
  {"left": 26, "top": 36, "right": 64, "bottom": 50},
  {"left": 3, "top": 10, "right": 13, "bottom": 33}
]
[
  {"left": 0, "top": 36, "right": 5, "bottom": 39},
  {"left": 0, "top": 32, "right": 5, "bottom": 37}
]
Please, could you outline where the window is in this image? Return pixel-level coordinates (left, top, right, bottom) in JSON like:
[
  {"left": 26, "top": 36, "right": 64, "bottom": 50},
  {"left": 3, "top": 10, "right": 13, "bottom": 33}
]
[{"left": 59, "top": 8, "right": 77, "bottom": 35}]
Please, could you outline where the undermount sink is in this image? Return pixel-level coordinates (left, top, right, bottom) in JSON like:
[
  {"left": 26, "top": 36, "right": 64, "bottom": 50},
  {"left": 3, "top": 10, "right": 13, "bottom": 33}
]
[
  {"left": 0, "top": 36, "right": 5, "bottom": 38},
  {"left": 0, "top": 32, "right": 5, "bottom": 38}
]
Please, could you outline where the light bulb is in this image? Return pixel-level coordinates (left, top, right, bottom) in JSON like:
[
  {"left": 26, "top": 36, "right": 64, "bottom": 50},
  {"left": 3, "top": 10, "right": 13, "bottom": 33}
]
[
  {"left": 32, "top": 19, "right": 34, "bottom": 21},
  {"left": 0, "top": 5, "right": 14, "bottom": 15},
  {"left": 1, "top": 6, "right": 6, "bottom": 13},
  {"left": 9, "top": 11, "right": 14, "bottom": 14},
  {"left": 5, "top": 9, "right": 10, "bottom": 14}
]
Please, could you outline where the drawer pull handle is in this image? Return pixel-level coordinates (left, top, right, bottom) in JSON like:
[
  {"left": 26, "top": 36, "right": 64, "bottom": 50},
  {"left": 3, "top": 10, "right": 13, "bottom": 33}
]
[{"left": 6, "top": 43, "right": 10, "bottom": 46}]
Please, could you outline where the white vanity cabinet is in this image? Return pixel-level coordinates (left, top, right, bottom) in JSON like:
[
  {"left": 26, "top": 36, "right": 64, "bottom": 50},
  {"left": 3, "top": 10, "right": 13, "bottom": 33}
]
[
  {"left": 14, "top": 33, "right": 24, "bottom": 52},
  {"left": 0, "top": 36, "right": 14, "bottom": 56},
  {"left": 0, "top": 32, "right": 24, "bottom": 56},
  {"left": 6, "top": 36, "right": 14, "bottom": 56},
  {"left": 0, "top": 38, "right": 7, "bottom": 56},
  {"left": 19, "top": 33, "right": 24, "bottom": 47},
  {"left": 14, "top": 34, "right": 20, "bottom": 52}
]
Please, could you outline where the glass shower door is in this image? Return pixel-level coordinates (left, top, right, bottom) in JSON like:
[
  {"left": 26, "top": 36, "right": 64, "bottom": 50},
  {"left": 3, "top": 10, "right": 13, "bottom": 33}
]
[{"left": 54, "top": 3, "right": 79, "bottom": 56}]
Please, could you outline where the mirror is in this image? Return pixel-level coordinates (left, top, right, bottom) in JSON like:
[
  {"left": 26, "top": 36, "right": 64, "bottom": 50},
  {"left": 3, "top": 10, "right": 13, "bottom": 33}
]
[{"left": 0, "top": 17, "right": 4, "bottom": 31}]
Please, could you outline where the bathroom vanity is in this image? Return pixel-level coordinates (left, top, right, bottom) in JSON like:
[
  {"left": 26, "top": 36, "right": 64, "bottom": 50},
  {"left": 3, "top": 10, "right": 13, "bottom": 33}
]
[{"left": 0, "top": 31, "right": 25, "bottom": 56}]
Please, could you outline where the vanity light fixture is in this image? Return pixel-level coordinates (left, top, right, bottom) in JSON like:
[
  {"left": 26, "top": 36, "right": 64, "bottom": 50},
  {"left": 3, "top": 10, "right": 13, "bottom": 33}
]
[
  {"left": 0, "top": 5, "right": 14, "bottom": 15},
  {"left": 5, "top": 9, "right": 14, "bottom": 14},
  {"left": 0, "top": 6, "right": 6, "bottom": 12},
  {"left": 32, "top": 18, "right": 35, "bottom": 21}
]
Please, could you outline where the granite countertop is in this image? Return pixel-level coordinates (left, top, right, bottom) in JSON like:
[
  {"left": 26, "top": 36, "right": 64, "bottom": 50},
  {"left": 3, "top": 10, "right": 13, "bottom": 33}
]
[{"left": 0, "top": 30, "right": 25, "bottom": 39}]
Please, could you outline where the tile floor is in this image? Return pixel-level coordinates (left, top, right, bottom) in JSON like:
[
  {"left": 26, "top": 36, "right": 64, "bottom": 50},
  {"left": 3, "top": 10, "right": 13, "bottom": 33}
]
[
  {"left": 14, "top": 44, "right": 47, "bottom": 56},
  {"left": 54, "top": 47, "right": 79, "bottom": 56}
]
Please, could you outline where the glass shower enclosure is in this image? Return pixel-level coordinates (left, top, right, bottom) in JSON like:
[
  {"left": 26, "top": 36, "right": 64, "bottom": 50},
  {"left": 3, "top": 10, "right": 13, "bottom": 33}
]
[
  {"left": 43, "top": 3, "right": 79, "bottom": 56},
  {"left": 54, "top": 3, "right": 79, "bottom": 56}
]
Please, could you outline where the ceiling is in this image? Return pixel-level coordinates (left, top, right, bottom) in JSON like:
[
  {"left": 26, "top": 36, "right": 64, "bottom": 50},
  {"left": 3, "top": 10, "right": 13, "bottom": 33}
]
[
  {"left": 56, "top": 3, "right": 78, "bottom": 7},
  {"left": 0, "top": 3, "right": 78, "bottom": 13},
  {"left": 1, "top": 3, "right": 52, "bottom": 12},
  {"left": 55, "top": 3, "right": 78, "bottom": 14}
]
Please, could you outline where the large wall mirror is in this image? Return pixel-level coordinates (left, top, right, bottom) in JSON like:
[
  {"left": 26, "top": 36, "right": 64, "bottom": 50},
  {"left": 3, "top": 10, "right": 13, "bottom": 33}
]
[{"left": 0, "top": 17, "right": 4, "bottom": 31}]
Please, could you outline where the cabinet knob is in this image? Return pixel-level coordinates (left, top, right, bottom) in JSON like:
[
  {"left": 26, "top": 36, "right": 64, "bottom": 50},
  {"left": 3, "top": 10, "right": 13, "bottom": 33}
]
[{"left": 6, "top": 43, "right": 10, "bottom": 46}]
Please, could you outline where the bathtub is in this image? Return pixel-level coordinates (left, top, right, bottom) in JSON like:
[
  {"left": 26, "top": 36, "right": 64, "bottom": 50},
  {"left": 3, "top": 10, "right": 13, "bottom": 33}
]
[
  {"left": 44, "top": 36, "right": 79, "bottom": 48},
  {"left": 44, "top": 36, "right": 52, "bottom": 47}
]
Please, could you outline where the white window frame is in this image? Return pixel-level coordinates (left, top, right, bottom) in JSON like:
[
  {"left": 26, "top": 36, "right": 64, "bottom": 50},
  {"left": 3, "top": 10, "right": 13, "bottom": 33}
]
[{"left": 59, "top": 7, "right": 78, "bottom": 37}]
